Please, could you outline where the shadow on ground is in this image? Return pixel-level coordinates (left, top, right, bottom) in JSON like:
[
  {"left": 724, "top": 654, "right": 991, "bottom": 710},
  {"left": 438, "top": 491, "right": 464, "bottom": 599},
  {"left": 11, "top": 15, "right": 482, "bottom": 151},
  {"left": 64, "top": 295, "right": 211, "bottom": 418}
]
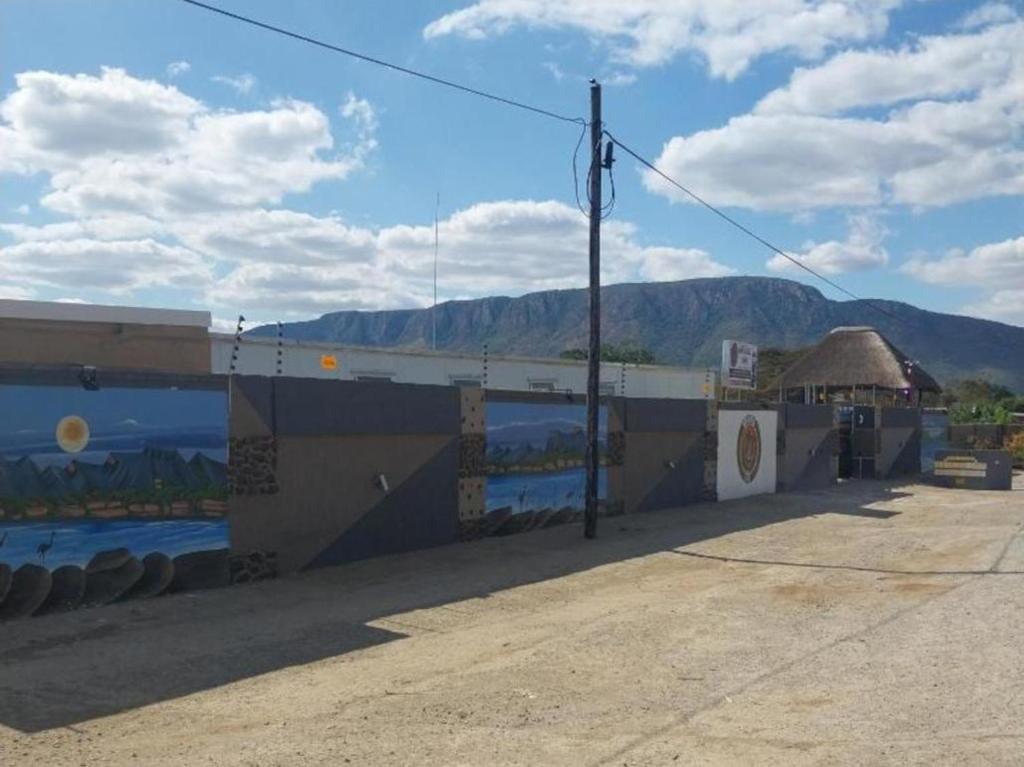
[{"left": 0, "top": 480, "right": 910, "bottom": 733}]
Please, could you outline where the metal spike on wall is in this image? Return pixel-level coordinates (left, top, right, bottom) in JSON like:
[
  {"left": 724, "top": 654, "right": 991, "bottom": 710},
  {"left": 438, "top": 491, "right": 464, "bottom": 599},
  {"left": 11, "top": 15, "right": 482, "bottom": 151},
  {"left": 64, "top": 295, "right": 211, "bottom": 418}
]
[
  {"left": 482, "top": 342, "right": 489, "bottom": 389},
  {"left": 229, "top": 314, "right": 245, "bottom": 374},
  {"left": 620, "top": 362, "right": 627, "bottom": 397},
  {"left": 276, "top": 321, "right": 284, "bottom": 376}
]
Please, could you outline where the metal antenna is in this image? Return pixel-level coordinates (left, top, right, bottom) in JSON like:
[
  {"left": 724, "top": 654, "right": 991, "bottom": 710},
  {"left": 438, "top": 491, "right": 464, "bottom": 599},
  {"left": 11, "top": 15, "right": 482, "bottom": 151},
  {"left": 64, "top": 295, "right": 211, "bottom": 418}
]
[{"left": 433, "top": 191, "right": 440, "bottom": 350}]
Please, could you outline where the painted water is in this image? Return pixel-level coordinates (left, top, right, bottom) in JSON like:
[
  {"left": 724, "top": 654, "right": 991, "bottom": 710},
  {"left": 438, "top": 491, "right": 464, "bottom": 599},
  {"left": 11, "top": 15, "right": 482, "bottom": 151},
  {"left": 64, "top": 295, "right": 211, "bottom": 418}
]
[
  {"left": 486, "top": 468, "right": 607, "bottom": 514},
  {"left": 0, "top": 519, "right": 229, "bottom": 570}
]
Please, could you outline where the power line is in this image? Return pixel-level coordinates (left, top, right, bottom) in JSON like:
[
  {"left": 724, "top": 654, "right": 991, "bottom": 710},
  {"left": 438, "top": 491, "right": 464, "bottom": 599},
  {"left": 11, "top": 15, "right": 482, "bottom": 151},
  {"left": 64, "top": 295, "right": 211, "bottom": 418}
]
[
  {"left": 177, "top": 0, "right": 585, "bottom": 126},
  {"left": 604, "top": 130, "right": 904, "bottom": 323},
  {"left": 572, "top": 120, "right": 615, "bottom": 220}
]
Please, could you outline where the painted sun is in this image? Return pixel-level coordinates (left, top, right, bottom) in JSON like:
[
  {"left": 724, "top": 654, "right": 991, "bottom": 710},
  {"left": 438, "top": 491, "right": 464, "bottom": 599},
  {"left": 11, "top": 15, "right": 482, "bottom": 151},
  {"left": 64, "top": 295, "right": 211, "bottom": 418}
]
[{"left": 56, "top": 414, "right": 90, "bottom": 453}]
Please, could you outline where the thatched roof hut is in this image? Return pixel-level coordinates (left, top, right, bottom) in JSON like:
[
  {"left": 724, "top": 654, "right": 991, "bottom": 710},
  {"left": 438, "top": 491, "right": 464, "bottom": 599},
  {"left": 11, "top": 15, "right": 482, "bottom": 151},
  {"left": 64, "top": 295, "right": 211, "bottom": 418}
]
[{"left": 780, "top": 326, "right": 941, "bottom": 395}]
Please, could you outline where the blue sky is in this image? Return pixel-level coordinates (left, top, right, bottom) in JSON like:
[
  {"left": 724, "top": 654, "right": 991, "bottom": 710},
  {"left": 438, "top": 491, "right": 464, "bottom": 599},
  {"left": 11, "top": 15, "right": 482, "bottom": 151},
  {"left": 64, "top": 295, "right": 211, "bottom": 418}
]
[{"left": 1, "top": 0, "right": 1022, "bottom": 329}]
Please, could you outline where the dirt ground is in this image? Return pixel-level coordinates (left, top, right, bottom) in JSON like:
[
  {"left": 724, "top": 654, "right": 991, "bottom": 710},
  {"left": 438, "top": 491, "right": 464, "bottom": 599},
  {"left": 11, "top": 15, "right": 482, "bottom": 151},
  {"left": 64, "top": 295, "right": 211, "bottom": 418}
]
[{"left": 2, "top": 476, "right": 1024, "bottom": 766}]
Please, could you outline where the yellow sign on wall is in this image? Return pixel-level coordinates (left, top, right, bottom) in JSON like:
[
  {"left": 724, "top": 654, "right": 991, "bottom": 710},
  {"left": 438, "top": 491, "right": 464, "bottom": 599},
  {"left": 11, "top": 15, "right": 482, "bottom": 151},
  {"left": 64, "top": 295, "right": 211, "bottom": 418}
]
[{"left": 320, "top": 354, "right": 338, "bottom": 371}]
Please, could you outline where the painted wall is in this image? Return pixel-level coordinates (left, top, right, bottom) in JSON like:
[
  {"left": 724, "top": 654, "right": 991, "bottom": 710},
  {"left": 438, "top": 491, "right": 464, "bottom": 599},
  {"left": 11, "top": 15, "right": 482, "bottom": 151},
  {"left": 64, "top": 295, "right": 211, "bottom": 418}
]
[
  {"left": 877, "top": 407, "right": 922, "bottom": 478},
  {"left": 921, "top": 411, "right": 950, "bottom": 473},
  {"left": 228, "top": 376, "right": 461, "bottom": 574},
  {"left": 0, "top": 370, "right": 229, "bottom": 617},
  {"left": 480, "top": 396, "right": 608, "bottom": 533},
  {"left": 776, "top": 404, "right": 836, "bottom": 492},
  {"left": 619, "top": 398, "right": 707, "bottom": 514},
  {"left": 716, "top": 409, "right": 778, "bottom": 501}
]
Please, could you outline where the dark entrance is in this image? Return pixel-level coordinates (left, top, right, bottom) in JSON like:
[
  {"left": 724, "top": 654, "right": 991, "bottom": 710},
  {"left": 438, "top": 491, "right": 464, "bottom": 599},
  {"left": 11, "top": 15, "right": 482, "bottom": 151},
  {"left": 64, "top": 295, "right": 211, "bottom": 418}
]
[{"left": 837, "top": 405, "right": 876, "bottom": 479}]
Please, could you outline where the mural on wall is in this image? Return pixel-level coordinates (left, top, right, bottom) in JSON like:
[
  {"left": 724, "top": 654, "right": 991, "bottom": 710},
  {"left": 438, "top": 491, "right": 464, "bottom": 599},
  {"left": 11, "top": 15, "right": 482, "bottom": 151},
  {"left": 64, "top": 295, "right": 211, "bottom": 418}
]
[
  {"left": 717, "top": 409, "right": 778, "bottom": 501},
  {"left": 921, "top": 411, "right": 950, "bottom": 473},
  {"left": 482, "top": 400, "right": 607, "bottom": 533},
  {"left": 0, "top": 384, "right": 229, "bottom": 618}
]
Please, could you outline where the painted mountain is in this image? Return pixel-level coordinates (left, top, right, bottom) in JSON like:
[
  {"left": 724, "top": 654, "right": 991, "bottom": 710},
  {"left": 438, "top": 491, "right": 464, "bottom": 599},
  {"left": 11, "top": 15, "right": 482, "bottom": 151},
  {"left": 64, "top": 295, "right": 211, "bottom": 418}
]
[
  {"left": 252, "top": 277, "right": 1024, "bottom": 391},
  {"left": 0, "top": 384, "right": 228, "bottom": 516},
  {"left": 485, "top": 402, "right": 607, "bottom": 472},
  {"left": 0, "top": 448, "right": 227, "bottom": 501}
]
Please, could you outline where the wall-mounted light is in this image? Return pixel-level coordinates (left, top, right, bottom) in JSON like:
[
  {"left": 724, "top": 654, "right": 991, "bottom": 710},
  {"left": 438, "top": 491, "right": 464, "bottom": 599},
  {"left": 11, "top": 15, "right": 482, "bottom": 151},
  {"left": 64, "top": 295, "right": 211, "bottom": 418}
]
[
  {"left": 78, "top": 365, "right": 99, "bottom": 391},
  {"left": 664, "top": 459, "right": 678, "bottom": 470},
  {"left": 375, "top": 473, "right": 389, "bottom": 493}
]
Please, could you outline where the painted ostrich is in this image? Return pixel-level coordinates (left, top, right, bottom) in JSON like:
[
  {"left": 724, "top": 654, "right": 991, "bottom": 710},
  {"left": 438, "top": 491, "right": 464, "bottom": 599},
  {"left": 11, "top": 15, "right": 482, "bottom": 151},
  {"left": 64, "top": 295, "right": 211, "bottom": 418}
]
[
  {"left": 517, "top": 486, "right": 529, "bottom": 514},
  {"left": 36, "top": 531, "right": 55, "bottom": 562}
]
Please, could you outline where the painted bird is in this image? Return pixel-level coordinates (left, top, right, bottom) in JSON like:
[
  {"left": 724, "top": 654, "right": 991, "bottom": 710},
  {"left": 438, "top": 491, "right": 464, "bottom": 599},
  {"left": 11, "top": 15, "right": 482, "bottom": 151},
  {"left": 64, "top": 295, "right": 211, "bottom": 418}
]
[
  {"left": 36, "top": 531, "right": 55, "bottom": 562},
  {"left": 0, "top": 531, "right": 7, "bottom": 547}
]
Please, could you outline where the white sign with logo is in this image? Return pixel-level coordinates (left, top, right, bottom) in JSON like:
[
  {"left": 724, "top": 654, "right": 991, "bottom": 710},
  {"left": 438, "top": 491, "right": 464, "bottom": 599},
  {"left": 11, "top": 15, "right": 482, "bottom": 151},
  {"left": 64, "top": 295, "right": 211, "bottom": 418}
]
[
  {"left": 716, "top": 409, "right": 778, "bottom": 501},
  {"left": 721, "top": 340, "right": 758, "bottom": 390}
]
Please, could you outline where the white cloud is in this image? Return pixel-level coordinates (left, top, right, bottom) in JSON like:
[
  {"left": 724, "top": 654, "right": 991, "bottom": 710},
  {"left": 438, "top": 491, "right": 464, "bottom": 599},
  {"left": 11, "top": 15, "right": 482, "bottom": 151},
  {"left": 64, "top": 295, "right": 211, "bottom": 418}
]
[
  {"left": 0, "top": 284, "right": 37, "bottom": 300},
  {"left": 205, "top": 199, "right": 735, "bottom": 317},
  {"left": 211, "top": 73, "right": 257, "bottom": 94},
  {"left": 1, "top": 215, "right": 164, "bottom": 242},
  {"left": 643, "top": 19, "right": 1024, "bottom": 211},
  {"left": 174, "top": 209, "right": 376, "bottom": 265},
  {"left": 962, "top": 289, "right": 1024, "bottom": 324},
  {"left": 902, "top": 236, "right": 1024, "bottom": 289},
  {"left": 0, "top": 67, "right": 200, "bottom": 165},
  {"left": 754, "top": 21, "right": 1019, "bottom": 116},
  {"left": 13, "top": 204, "right": 30, "bottom": 215},
  {"left": 0, "top": 68, "right": 732, "bottom": 319},
  {"left": 166, "top": 60, "right": 191, "bottom": 78},
  {"left": 0, "top": 238, "right": 212, "bottom": 295},
  {"left": 424, "top": 0, "right": 902, "bottom": 80},
  {"left": 958, "top": 2, "right": 1018, "bottom": 30},
  {"left": 903, "top": 235, "right": 1024, "bottom": 326},
  {"left": 3, "top": 199, "right": 736, "bottom": 320},
  {"left": 768, "top": 214, "right": 889, "bottom": 275},
  {"left": 376, "top": 199, "right": 734, "bottom": 298},
  {"left": 0, "top": 69, "right": 374, "bottom": 219}
]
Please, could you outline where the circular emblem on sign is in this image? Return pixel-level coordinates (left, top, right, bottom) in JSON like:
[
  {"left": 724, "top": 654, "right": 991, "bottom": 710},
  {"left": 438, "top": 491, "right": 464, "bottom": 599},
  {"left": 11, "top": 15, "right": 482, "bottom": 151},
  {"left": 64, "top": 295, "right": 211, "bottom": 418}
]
[{"left": 736, "top": 414, "right": 761, "bottom": 484}]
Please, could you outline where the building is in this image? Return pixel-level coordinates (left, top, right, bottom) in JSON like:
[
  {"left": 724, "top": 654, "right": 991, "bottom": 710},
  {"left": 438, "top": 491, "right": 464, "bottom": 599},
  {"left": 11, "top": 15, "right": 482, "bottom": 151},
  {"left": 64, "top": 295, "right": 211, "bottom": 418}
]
[
  {"left": 0, "top": 299, "right": 211, "bottom": 374},
  {"left": 0, "top": 299, "right": 716, "bottom": 399},
  {"left": 778, "top": 326, "right": 941, "bottom": 406},
  {"left": 213, "top": 333, "right": 716, "bottom": 399}
]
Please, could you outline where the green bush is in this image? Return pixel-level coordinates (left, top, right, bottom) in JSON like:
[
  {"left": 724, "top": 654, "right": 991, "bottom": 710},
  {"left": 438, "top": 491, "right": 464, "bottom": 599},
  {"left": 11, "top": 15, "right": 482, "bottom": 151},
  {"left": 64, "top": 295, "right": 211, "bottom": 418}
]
[{"left": 950, "top": 401, "right": 1013, "bottom": 425}]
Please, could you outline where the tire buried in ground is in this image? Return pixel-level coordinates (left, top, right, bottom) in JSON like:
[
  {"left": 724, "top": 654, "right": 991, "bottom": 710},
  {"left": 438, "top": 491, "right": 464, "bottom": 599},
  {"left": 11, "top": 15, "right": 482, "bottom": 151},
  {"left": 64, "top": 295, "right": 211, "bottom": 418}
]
[
  {"left": 83, "top": 556, "right": 145, "bottom": 606},
  {"left": 37, "top": 565, "right": 86, "bottom": 614},
  {"left": 0, "top": 563, "right": 12, "bottom": 605},
  {"left": 86, "top": 547, "right": 133, "bottom": 575},
  {"left": 122, "top": 552, "right": 174, "bottom": 600},
  {"left": 171, "top": 549, "right": 230, "bottom": 591},
  {"left": 0, "top": 564, "right": 52, "bottom": 620}
]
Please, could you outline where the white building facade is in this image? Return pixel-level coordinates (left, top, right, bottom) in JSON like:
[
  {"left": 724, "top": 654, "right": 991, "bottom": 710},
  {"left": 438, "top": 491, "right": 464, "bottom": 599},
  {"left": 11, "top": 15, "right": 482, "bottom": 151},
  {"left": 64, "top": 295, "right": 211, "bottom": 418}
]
[{"left": 212, "top": 334, "right": 716, "bottom": 400}]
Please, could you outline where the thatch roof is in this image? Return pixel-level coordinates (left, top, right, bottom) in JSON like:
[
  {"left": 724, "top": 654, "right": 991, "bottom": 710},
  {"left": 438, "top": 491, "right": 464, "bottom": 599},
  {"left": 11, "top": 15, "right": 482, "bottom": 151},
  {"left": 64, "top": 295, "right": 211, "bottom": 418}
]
[{"left": 779, "top": 326, "right": 941, "bottom": 392}]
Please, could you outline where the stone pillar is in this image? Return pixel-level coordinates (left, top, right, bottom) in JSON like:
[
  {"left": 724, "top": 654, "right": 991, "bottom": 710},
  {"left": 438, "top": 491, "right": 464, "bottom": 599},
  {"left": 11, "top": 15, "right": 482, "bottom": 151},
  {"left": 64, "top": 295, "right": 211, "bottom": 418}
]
[
  {"left": 702, "top": 400, "right": 718, "bottom": 502},
  {"left": 457, "top": 387, "right": 486, "bottom": 537}
]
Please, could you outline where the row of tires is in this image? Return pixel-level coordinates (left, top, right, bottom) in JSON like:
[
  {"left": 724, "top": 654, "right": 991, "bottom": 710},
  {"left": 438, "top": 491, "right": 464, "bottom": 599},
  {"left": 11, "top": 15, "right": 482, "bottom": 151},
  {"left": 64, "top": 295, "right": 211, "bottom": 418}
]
[{"left": 0, "top": 547, "right": 232, "bottom": 621}]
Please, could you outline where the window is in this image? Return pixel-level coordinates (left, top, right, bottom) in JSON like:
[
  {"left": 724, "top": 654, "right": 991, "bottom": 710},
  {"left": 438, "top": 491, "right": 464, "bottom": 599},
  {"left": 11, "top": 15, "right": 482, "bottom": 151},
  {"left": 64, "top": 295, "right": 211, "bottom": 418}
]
[
  {"left": 529, "top": 380, "right": 556, "bottom": 392},
  {"left": 450, "top": 376, "right": 482, "bottom": 388},
  {"left": 354, "top": 374, "right": 394, "bottom": 383},
  {"left": 599, "top": 382, "right": 617, "bottom": 396}
]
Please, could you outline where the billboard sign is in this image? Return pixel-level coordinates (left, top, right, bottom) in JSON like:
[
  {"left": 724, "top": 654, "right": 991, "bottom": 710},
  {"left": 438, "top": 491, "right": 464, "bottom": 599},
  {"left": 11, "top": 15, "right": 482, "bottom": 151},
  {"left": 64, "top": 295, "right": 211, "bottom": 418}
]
[{"left": 721, "top": 340, "right": 758, "bottom": 390}]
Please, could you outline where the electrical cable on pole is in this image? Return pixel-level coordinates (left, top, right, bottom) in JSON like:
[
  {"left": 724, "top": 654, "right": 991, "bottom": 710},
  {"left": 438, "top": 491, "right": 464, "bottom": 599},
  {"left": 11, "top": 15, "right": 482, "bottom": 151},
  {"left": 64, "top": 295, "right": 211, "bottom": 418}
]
[
  {"left": 178, "top": 0, "right": 585, "bottom": 126},
  {"left": 603, "top": 130, "right": 904, "bottom": 324}
]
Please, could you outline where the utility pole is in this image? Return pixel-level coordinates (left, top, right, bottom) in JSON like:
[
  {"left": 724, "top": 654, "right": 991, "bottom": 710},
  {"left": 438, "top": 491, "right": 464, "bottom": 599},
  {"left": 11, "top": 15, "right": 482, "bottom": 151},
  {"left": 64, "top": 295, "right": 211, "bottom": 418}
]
[{"left": 584, "top": 79, "right": 601, "bottom": 539}]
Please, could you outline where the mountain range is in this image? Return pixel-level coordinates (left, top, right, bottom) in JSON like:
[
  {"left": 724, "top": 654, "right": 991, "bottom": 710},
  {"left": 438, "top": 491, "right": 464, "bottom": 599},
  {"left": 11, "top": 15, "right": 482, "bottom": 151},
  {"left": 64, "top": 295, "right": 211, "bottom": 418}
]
[
  {"left": 0, "top": 447, "right": 227, "bottom": 502},
  {"left": 252, "top": 277, "right": 1024, "bottom": 391}
]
